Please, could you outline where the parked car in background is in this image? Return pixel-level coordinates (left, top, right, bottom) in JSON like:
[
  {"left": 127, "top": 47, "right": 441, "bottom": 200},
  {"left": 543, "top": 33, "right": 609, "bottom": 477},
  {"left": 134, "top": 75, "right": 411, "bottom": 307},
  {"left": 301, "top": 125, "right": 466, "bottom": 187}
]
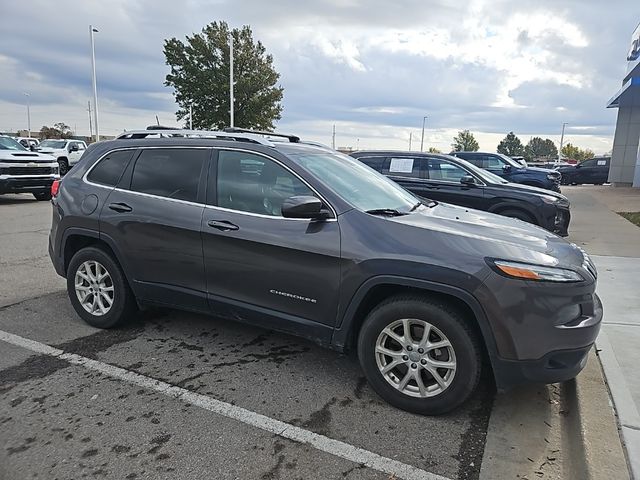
[
  {"left": 510, "top": 156, "right": 527, "bottom": 167},
  {"left": 49, "top": 127, "right": 601, "bottom": 415},
  {"left": 15, "top": 137, "right": 40, "bottom": 151},
  {"left": 0, "top": 135, "right": 58, "bottom": 200},
  {"left": 557, "top": 157, "right": 611, "bottom": 185},
  {"left": 450, "top": 151, "right": 561, "bottom": 192},
  {"left": 350, "top": 151, "right": 571, "bottom": 236},
  {"left": 37, "top": 139, "right": 87, "bottom": 175}
]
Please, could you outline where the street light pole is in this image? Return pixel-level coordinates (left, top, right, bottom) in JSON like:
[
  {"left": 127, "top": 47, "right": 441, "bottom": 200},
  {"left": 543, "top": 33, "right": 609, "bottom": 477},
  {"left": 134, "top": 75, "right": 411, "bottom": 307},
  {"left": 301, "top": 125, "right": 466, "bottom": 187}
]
[
  {"left": 409, "top": 132, "right": 412, "bottom": 151},
  {"left": 89, "top": 25, "right": 99, "bottom": 142},
  {"left": 229, "top": 34, "right": 234, "bottom": 128},
  {"left": 23, "top": 93, "right": 31, "bottom": 138},
  {"left": 189, "top": 103, "right": 193, "bottom": 130},
  {"left": 558, "top": 122, "right": 568, "bottom": 162},
  {"left": 420, "top": 116, "right": 427, "bottom": 152}
]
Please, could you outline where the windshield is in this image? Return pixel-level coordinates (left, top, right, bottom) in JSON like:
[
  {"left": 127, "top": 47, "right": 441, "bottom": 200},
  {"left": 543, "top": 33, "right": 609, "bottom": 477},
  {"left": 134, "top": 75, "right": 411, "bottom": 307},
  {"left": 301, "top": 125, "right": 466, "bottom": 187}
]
[
  {"left": 39, "top": 140, "right": 67, "bottom": 149},
  {"left": 0, "top": 136, "right": 27, "bottom": 151},
  {"left": 450, "top": 156, "right": 509, "bottom": 184},
  {"left": 289, "top": 151, "right": 418, "bottom": 213}
]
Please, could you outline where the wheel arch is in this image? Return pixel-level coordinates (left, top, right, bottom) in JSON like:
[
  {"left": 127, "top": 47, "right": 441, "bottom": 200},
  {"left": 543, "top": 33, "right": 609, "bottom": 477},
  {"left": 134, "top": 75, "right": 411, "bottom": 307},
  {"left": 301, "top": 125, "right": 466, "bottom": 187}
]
[
  {"left": 332, "top": 276, "right": 498, "bottom": 365},
  {"left": 488, "top": 202, "right": 538, "bottom": 224}
]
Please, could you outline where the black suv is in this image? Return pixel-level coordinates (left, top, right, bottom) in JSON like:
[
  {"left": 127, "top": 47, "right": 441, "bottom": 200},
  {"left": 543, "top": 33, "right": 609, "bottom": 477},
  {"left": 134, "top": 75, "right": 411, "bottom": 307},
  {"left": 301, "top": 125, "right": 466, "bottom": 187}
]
[
  {"left": 450, "top": 151, "right": 562, "bottom": 192},
  {"left": 557, "top": 157, "right": 610, "bottom": 185},
  {"left": 350, "top": 151, "right": 571, "bottom": 236},
  {"left": 49, "top": 128, "right": 602, "bottom": 414}
]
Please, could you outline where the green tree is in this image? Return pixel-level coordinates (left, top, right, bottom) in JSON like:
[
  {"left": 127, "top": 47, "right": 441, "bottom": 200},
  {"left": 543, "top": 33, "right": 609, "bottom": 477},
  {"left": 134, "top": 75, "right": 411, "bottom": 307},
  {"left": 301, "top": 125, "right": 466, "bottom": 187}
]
[
  {"left": 164, "top": 21, "right": 284, "bottom": 130},
  {"left": 427, "top": 146, "right": 442, "bottom": 153},
  {"left": 561, "top": 143, "right": 595, "bottom": 162},
  {"left": 38, "top": 123, "right": 73, "bottom": 140},
  {"left": 497, "top": 132, "right": 525, "bottom": 156},
  {"left": 451, "top": 130, "right": 479, "bottom": 152},
  {"left": 524, "top": 137, "right": 558, "bottom": 160}
]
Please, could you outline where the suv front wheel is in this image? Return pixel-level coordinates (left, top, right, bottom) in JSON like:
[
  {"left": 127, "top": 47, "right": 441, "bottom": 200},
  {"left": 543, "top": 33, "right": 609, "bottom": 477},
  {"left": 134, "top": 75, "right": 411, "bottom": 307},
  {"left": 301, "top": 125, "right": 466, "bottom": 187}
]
[
  {"left": 357, "top": 295, "right": 481, "bottom": 415},
  {"left": 67, "top": 246, "right": 136, "bottom": 328}
]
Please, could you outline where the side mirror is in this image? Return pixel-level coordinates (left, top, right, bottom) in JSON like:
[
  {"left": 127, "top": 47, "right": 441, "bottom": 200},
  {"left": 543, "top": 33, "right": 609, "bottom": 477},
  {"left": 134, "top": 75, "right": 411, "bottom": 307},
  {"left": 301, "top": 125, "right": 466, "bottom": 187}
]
[
  {"left": 69, "top": 144, "right": 79, "bottom": 152},
  {"left": 29, "top": 145, "right": 36, "bottom": 151},
  {"left": 502, "top": 164, "right": 512, "bottom": 172},
  {"left": 575, "top": 163, "right": 582, "bottom": 168},
  {"left": 281, "top": 196, "right": 328, "bottom": 220},
  {"left": 460, "top": 175, "right": 476, "bottom": 185}
]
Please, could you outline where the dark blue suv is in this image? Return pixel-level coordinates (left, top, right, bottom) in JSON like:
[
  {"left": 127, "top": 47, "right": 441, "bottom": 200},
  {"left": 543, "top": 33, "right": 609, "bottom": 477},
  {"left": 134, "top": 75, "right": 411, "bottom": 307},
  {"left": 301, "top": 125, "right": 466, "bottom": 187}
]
[{"left": 451, "top": 151, "right": 561, "bottom": 192}]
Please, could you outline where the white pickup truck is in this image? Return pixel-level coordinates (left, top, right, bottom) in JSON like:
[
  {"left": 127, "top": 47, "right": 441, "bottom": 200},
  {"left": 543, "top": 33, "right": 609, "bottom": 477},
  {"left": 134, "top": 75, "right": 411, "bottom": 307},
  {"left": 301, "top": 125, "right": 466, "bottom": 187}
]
[
  {"left": 37, "top": 139, "right": 87, "bottom": 175},
  {"left": 0, "top": 136, "right": 59, "bottom": 200}
]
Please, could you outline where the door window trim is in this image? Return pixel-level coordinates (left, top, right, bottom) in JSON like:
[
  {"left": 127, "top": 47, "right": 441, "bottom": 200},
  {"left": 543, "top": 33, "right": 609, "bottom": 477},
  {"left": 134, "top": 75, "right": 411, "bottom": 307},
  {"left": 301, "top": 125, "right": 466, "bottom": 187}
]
[{"left": 208, "top": 147, "right": 337, "bottom": 221}]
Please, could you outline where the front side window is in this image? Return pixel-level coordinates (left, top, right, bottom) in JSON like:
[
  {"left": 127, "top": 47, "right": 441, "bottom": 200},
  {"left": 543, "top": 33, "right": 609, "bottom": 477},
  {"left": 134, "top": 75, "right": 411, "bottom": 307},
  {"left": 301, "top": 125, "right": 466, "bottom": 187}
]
[
  {"left": 426, "top": 158, "right": 469, "bottom": 182},
  {"left": 216, "top": 150, "right": 313, "bottom": 216},
  {"left": 87, "top": 150, "right": 135, "bottom": 187},
  {"left": 580, "top": 159, "right": 596, "bottom": 168},
  {"left": 484, "top": 155, "right": 507, "bottom": 169},
  {"left": 130, "top": 148, "right": 207, "bottom": 202},
  {"left": 289, "top": 151, "right": 418, "bottom": 213}
]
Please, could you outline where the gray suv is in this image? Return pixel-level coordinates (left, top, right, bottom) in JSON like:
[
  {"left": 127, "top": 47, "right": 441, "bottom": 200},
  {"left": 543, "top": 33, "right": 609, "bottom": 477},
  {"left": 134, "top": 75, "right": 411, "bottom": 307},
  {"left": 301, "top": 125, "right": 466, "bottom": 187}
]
[{"left": 48, "top": 128, "right": 602, "bottom": 414}]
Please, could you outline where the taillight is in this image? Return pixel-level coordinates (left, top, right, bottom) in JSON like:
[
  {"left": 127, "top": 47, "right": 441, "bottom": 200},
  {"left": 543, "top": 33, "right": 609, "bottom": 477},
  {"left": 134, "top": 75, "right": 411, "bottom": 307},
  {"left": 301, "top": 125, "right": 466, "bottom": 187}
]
[{"left": 51, "top": 179, "right": 60, "bottom": 197}]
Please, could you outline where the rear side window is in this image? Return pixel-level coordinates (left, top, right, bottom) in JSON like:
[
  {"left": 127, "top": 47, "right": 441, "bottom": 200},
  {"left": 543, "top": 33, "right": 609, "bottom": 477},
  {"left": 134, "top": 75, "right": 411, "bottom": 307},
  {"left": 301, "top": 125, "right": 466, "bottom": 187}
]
[
  {"left": 87, "top": 150, "right": 134, "bottom": 187},
  {"left": 358, "top": 156, "right": 385, "bottom": 172},
  {"left": 384, "top": 157, "right": 425, "bottom": 179},
  {"left": 130, "top": 148, "right": 207, "bottom": 202}
]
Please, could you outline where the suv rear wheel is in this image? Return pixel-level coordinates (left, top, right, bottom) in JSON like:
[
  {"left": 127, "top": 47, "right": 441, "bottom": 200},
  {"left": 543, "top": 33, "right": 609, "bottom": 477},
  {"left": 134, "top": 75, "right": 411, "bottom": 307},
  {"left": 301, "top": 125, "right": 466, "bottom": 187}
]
[
  {"left": 357, "top": 295, "right": 481, "bottom": 415},
  {"left": 58, "top": 158, "right": 69, "bottom": 176},
  {"left": 67, "top": 246, "right": 136, "bottom": 328}
]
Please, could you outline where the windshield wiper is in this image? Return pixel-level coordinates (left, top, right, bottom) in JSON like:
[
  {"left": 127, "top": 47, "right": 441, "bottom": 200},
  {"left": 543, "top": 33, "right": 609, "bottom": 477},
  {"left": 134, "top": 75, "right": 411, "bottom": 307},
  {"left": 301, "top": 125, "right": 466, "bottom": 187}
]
[{"left": 365, "top": 208, "right": 407, "bottom": 216}]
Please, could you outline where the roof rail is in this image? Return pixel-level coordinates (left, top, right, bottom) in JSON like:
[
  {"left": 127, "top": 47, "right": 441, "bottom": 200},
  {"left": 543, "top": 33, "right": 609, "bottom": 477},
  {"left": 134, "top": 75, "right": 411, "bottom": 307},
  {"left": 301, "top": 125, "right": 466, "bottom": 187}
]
[
  {"left": 116, "top": 128, "right": 275, "bottom": 146},
  {"left": 223, "top": 127, "right": 300, "bottom": 143}
]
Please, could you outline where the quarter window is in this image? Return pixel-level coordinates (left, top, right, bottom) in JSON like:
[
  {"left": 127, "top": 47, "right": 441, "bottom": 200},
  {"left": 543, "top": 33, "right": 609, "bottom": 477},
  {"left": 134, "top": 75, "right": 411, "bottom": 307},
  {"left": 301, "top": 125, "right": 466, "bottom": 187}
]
[
  {"left": 216, "top": 150, "right": 313, "bottom": 216},
  {"left": 130, "top": 148, "right": 207, "bottom": 202},
  {"left": 87, "top": 150, "right": 135, "bottom": 187}
]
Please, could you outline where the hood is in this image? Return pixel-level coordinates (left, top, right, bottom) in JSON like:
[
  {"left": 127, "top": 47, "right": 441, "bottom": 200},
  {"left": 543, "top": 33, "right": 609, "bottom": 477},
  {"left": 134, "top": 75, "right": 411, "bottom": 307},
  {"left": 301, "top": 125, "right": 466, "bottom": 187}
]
[
  {"left": 388, "top": 202, "right": 583, "bottom": 268},
  {"left": 522, "top": 166, "right": 559, "bottom": 175},
  {"left": 0, "top": 151, "right": 57, "bottom": 162},
  {"left": 37, "top": 148, "right": 64, "bottom": 154},
  {"left": 494, "top": 181, "right": 569, "bottom": 202}
]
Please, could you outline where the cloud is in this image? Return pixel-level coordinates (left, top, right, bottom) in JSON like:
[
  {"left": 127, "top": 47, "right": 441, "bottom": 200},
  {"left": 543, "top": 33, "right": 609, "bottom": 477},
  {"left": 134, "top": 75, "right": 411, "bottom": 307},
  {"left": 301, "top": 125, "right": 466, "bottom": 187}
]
[{"left": 0, "top": 0, "right": 637, "bottom": 154}]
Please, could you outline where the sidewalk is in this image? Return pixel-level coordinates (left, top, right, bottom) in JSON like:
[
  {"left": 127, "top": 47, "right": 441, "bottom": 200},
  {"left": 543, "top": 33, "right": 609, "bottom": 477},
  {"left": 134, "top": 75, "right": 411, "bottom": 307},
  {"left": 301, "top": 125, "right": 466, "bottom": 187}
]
[{"left": 565, "top": 185, "right": 640, "bottom": 477}]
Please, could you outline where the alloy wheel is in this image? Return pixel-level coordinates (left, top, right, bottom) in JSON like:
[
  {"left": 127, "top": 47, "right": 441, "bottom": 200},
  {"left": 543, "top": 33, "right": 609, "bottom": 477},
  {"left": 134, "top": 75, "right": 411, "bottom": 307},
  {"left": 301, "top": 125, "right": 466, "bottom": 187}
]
[
  {"left": 375, "top": 318, "right": 456, "bottom": 398},
  {"left": 74, "top": 260, "right": 114, "bottom": 316}
]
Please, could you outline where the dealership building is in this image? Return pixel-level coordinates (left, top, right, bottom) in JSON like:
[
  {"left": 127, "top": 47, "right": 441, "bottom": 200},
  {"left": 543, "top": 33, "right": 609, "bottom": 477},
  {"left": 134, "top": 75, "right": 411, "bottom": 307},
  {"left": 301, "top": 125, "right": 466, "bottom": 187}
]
[{"left": 607, "top": 23, "right": 640, "bottom": 187}]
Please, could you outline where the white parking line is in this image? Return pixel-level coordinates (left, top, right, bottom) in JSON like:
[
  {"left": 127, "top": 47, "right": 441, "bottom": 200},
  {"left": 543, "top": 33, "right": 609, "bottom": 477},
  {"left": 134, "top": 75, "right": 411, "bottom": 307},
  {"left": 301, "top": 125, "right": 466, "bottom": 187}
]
[{"left": 0, "top": 329, "right": 450, "bottom": 480}]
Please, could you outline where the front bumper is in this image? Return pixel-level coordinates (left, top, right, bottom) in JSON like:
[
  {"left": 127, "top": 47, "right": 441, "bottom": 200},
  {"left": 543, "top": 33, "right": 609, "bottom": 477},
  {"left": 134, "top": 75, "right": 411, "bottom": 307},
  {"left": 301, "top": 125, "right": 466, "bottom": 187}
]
[
  {"left": 0, "top": 175, "right": 58, "bottom": 194},
  {"left": 492, "top": 344, "right": 592, "bottom": 390}
]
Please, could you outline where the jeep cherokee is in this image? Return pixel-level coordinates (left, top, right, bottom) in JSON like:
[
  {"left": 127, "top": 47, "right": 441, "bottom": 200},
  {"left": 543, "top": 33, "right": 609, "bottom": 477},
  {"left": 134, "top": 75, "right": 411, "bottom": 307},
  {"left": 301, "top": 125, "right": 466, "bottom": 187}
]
[{"left": 49, "top": 128, "right": 602, "bottom": 414}]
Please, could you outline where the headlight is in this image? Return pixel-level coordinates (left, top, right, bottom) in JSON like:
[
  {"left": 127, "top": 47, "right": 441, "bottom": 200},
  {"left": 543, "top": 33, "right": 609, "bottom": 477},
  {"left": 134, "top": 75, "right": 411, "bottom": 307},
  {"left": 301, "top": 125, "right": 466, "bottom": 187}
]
[
  {"left": 490, "top": 259, "right": 584, "bottom": 282},
  {"left": 547, "top": 173, "right": 560, "bottom": 180},
  {"left": 541, "top": 196, "right": 558, "bottom": 205}
]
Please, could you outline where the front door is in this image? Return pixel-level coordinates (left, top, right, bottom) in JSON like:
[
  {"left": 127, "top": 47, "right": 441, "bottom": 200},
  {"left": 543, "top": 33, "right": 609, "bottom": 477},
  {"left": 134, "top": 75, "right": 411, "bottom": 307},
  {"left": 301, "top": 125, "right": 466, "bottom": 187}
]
[
  {"left": 99, "top": 147, "right": 209, "bottom": 309},
  {"left": 202, "top": 149, "right": 341, "bottom": 331},
  {"left": 422, "top": 157, "right": 485, "bottom": 208}
]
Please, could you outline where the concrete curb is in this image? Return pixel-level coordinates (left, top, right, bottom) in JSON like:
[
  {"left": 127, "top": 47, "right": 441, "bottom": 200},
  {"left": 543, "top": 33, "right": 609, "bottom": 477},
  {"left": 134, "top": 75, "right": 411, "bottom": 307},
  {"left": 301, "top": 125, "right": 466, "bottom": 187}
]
[
  {"left": 596, "top": 330, "right": 640, "bottom": 479},
  {"left": 480, "top": 350, "right": 629, "bottom": 480}
]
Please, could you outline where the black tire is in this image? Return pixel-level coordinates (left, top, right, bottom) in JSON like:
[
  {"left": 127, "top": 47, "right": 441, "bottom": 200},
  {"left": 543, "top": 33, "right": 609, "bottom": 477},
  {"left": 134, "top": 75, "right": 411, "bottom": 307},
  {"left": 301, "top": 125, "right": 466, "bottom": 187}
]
[
  {"left": 66, "top": 246, "right": 137, "bottom": 328},
  {"left": 33, "top": 191, "right": 51, "bottom": 201},
  {"left": 499, "top": 208, "right": 536, "bottom": 224},
  {"left": 357, "top": 295, "right": 482, "bottom": 415},
  {"left": 58, "top": 158, "right": 69, "bottom": 176}
]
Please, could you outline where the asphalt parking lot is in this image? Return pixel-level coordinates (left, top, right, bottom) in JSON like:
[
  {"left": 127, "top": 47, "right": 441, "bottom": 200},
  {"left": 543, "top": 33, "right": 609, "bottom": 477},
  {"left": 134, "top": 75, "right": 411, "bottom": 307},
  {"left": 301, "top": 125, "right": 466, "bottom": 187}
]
[{"left": 0, "top": 194, "right": 492, "bottom": 480}]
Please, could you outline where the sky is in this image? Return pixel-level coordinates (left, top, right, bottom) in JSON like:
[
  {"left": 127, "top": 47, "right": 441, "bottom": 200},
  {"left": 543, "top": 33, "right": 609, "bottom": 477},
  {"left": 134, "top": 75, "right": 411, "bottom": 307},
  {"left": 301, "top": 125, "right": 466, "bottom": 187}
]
[{"left": 0, "top": 0, "right": 638, "bottom": 153}]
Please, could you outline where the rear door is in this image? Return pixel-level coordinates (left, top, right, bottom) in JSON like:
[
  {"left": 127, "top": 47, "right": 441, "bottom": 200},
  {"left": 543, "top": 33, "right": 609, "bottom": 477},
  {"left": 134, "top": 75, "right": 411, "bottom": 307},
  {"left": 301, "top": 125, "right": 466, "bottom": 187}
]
[
  {"left": 382, "top": 156, "right": 432, "bottom": 198},
  {"left": 99, "top": 147, "right": 209, "bottom": 309},
  {"left": 594, "top": 158, "right": 610, "bottom": 184},
  {"left": 201, "top": 148, "right": 341, "bottom": 331}
]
